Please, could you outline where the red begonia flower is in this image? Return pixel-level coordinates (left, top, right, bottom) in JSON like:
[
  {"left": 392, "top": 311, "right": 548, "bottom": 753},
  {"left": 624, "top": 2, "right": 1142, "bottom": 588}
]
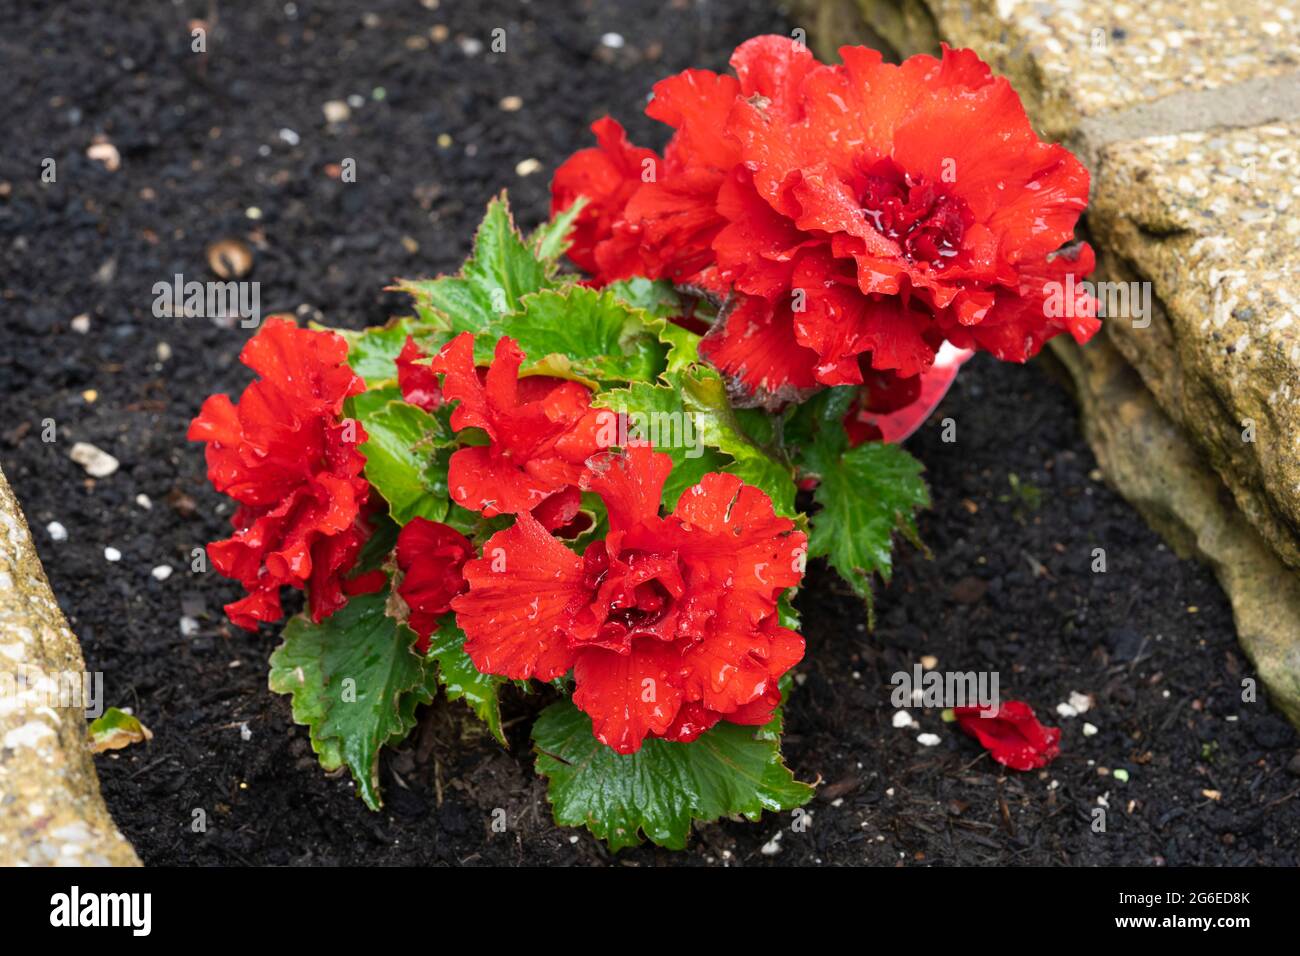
[
  {"left": 553, "top": 37, "right": 1099, "bottom": 408},
  {"left": 432, "top": 332, "right": 608, "bottom": 531},
  {"left": 187, "top": 317, "right": 373, "bottom": 630},
  {"left": 452, "top": 444, "right": 806, "bottom": 754},
  {"left": 951, "top": 700, "right": 1061, "bottom": 771},
  {"left": 550, "top": 117, "right": 659, "bottom": 280},
  {"left": 395, "top": 517, "right": 473, "bottom": 651},
  {"left": 396, "top": 336, "right": 443, "bottom": 411}
]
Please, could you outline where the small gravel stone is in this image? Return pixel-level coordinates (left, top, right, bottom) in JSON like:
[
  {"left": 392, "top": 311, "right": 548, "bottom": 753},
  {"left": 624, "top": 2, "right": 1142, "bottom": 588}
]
[
  {"left": 103, "top": 547, "right": 121, "bottom": 562},
  {"left": 600, "top": 32, "right": 625, "bottom": 48},
  {"left": 86, "top": 141, "right": 120, "bottom": 170},
  {"left": 891, "top": 710, "right": 913, "bottom": 728},
  {"left": 135, "top": 493, "right": 152, "bottom": 510},
  {"left": 46, "top": 521, "right": 68, "bottom": 542},
  {"left": 180, "top": 616, "right": 200, "bottom": 637},
  {"left": 150, "top": 565, "right": 173, "bottom": 581},
  {"left": 515, "top": 157, "right": 542, "bottom": 177},
  {"left": 71, "top": 313, "right": 91, "bottom": 334},
  {"left": 322, "top": 100, "right": 351, "bottom": 124},
  {"left": 69, "top": 442, "right": 119, "bottom": 478},
  {"left": 917, "top": 733, "right": 942, "bottom": 747},
  {"left": 278, "top": 127, "right": 300, "bottom": 146}
]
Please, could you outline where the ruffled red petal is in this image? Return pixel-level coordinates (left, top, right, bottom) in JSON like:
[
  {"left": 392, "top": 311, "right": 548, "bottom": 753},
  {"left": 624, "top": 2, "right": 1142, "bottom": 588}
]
[
  {"left": 952, "top": 700, "right": 1061, "bottom": 771},
  {"left": 451, "top": 513, "right": 585, "bottom": 681},
  {"left": 396, "top": 336, "right": 443, "bottom": 411},
  {"left": 572, "top": 641, "right": 685, "bottom": 754},
  {"left": 396, "top": 518, "right": 473, "bottom": 645},
  {"left": 434, "top": 332, "right": 609, "bottom": 524},
  {"left": 550, "top": 117, "right": 660, "bottom": 278},
  {"left": 698, "top": 295, "right": 821, "bottom": 409}
]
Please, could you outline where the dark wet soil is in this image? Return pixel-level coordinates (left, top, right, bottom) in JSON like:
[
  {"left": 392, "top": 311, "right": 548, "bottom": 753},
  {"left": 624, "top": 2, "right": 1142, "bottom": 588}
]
[{"left": 2, "top": 0, "right": 1297, "bottom": 866}]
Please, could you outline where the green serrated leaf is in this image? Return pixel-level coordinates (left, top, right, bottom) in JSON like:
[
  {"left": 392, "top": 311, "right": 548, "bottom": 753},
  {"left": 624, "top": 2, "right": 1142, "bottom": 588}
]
[
  {"left": 356, "top": 400, "right": 453, "bottom": 526},
  {"left": 604, "top": 277, "right": 701, "bottom": 374},
  {"left": 269, "top": 592, "right": 430, "bottom": 810},
  {"left": 426, "top": 614, "right": 505, "bottom": 744},
  {"left": 395, "top": 193, "right": 550, "bottom": 337},
  {"left": 803, "top": 432, "right": 929, "bottom": 605},
  {"left": 533, "top": 696, "right": 812, "bottom": 851},
  {"left": 501, "top": 286, "right": 665, "bottom": 387},
  {"left": 531, "top": 196, "right": 587, "bottom": 266}
]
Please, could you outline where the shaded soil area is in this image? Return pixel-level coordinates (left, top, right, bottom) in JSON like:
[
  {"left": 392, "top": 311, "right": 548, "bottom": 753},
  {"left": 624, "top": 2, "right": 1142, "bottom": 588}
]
[{"left": 2, "top": 0, "right": 1298, "bottom": 866}]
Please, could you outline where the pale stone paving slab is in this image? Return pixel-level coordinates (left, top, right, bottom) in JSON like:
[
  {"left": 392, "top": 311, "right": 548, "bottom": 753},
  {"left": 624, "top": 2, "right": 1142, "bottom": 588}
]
[
  {"left": 1091, "top": 122, "right": 1300, "bottom": 569},
  {"left": 810, "top": 0, "right": 1300, "bottom": 140},
  {"left": 0, "top": 465, "right": 138, "bottom": 866}
]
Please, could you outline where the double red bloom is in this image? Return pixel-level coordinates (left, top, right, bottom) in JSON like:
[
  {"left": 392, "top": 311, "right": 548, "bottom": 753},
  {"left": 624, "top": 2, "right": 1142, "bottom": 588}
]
[
  {"left": 418, "top": 332, "right": 609, "bottom": 531},
  {"left": 188, "top": 318, "right": 380, "bottom": 630},
  {"left": 552, "top": 37, "right": 1099, "bottom": 408},
  {"left": 452, "top": 444, "right": 806, "bottom": 754}
]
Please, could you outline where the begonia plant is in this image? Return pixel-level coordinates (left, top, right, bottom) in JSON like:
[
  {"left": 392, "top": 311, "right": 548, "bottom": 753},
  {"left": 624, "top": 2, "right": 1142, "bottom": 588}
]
[{"left": 190, "top": 36, "right": 1095, "bottom": 849}]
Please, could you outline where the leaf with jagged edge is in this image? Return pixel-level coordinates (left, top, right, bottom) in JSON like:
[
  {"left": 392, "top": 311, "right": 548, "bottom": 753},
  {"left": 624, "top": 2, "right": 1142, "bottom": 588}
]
[
  {"left": 801, "top": 423, "right": 929, "bottom": 613},
  {"left": 354, "top": 398, "right": 454, "bottom": 526},
  {"left": 269, "top": 592, "right": 430, "bottom": 810},
  {"left": 501, "top": 285, "right": 665, "bottom": 388},
  {"left": 604, "top": 277, "right": 702, "bottom": 374},
  {"left": 393, "top": 192, "right": 551, "bottom": 337},
  {"left": 533, "top": 682, "right": 811, "bottom": 852},
  {"left": 530, "top": 195, "right": 587, "bottom": 268}
]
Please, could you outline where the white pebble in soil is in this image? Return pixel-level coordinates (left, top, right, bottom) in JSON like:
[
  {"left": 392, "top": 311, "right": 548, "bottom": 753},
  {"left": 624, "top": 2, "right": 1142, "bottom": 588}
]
[
  {"left": 46, "top": 521, "right": 68, "bottom": 542},
  {"left": 1068, "top": 691, "right": 1093, "bottom": 714},
  {"left": 1082, "top": 722, "right": 1099, "bottom": 737},
  {"left": 69, "top": 442, "right": 119, "bottom": 478},
  {"left": 760, "top": 831, "right": 783, "bottom": 856},
  {"left": 891, "top": 709, "right": 914, "bottom": 729},
  {"left": 239, "top": 722, "right": 252, "bottom": 742},
  {"left": 135, "top": 493, "right": 152, "bottom": 510},
  {"left": 916, "top": 733, "right": 942, "bottom": 747},
  {"left": 180, "top": 616, "right": 200, "bottom": 637},
  {"left": 103, "top": 547, "right": 121, "bottom": 562},
  {"left": 150, "top": 565, "right": 173, "bottom": 582}
]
